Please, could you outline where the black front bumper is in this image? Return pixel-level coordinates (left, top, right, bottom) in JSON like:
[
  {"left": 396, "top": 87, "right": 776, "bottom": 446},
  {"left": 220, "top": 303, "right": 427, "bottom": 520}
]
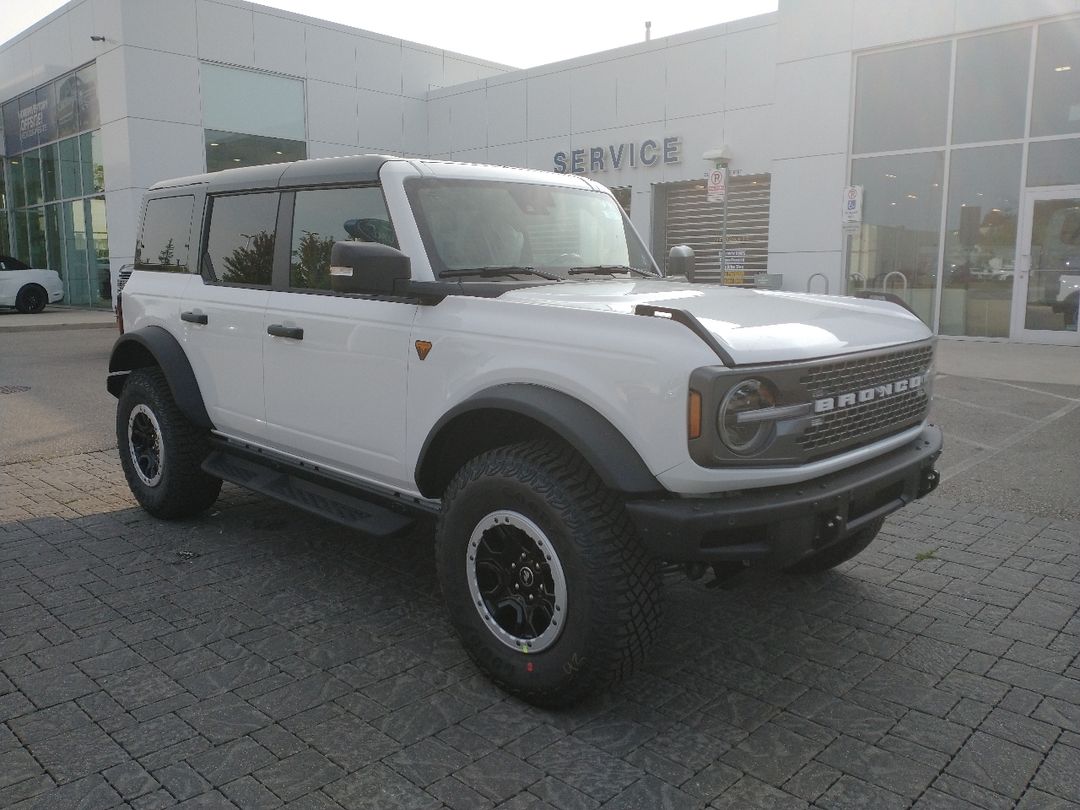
[{"left": 626, "top": 425, "right": 943, "bottom": 568}]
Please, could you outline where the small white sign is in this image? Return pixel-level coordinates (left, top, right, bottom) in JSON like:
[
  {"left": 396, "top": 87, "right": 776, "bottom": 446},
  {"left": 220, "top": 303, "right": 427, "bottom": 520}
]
[
  {"left": 842, "top": 185, "right": 863, "bottom": 226},
  {"left": 707, "top": 167, "right": 727, "bottom": 204}
]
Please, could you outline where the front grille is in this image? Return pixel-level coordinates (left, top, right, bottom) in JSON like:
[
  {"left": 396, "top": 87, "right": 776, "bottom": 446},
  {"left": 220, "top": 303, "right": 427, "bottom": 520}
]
[{"left": 797, "top": 344, "right": 933, "bottom": 457}]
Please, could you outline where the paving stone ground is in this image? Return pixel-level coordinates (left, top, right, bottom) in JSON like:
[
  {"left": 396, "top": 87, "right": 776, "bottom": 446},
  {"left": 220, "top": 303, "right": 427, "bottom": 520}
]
[{"left": 1, "top": 450, "right": 1078, "bottom": 809}]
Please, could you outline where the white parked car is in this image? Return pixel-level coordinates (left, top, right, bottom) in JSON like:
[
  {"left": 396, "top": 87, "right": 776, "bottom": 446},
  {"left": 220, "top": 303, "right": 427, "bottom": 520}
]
[
  {"left": 0, "top": 255, "right": 64, "bottom": 313},
  {"left": 109, "top": 155, "right": 943, "bottom": 706}
]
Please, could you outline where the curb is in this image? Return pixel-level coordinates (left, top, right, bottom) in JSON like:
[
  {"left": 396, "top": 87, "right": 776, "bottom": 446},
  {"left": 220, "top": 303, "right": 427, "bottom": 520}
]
[{"left": 0, "top": 320, "right": 117, "bottom": 333}]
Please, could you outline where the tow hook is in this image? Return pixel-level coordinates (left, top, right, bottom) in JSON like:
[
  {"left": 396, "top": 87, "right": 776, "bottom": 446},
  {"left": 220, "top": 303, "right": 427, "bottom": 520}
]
[{"left": 918, "top": 469, "right": 940, "bottom": 497}]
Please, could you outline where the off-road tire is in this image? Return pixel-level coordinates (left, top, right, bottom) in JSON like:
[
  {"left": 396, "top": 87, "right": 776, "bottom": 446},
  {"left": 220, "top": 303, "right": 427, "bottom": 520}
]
[
  {"left": 15, "top": 284, "right": 47, "bottom": 314},
  {"left": 784, "top": 517, "right": 885, "bottom": 574},
  {"left": 435, "top": 439, "right": 662, "bottom": 707},
  {"left": 117, "top": 367, "right": 221, "bottom": 519}
]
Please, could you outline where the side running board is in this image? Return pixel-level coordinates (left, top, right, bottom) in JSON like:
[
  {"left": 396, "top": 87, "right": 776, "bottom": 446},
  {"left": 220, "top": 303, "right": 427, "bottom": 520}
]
[{"left": 202, "top": 447, "right": 418, "bottom": 538}]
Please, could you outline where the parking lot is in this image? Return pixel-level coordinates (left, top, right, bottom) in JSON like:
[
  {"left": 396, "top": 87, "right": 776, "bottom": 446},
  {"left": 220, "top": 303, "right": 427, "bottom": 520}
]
[{"left": 1, "top": 325, "right": 1078, "bottom": 809}]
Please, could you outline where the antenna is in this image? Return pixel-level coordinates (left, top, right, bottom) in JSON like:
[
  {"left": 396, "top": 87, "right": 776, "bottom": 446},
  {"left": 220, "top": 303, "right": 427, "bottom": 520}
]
[{"left": 645, "top": 21, "right": 652, "bottom": 42}]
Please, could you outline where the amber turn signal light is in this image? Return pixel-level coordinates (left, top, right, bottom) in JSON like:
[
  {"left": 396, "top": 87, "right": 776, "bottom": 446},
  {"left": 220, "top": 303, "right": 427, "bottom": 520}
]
[{"left": 688, "top": 389, "right": 702, "bottom": 440}]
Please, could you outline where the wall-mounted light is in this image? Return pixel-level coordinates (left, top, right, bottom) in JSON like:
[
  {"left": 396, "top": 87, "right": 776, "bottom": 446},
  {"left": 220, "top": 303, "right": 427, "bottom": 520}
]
[{"left": 89, "top": 35, "right": 106, "bottom": 42}]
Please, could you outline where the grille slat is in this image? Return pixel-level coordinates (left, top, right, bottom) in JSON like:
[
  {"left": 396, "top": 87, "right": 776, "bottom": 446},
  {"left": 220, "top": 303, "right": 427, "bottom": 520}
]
[{"left": 797, "top": 345, "right": 933, "bottom": 456}]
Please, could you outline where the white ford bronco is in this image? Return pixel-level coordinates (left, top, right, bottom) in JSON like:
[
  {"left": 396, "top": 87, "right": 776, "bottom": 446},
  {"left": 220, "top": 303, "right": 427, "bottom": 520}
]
[{"left": 108, "top": 155, "right": 942, "bottom": 706}]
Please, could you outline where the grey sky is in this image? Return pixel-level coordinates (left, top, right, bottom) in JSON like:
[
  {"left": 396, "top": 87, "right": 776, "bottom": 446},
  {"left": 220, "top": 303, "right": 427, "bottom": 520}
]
[{"left": 3, "top": 0, "right": 778, "bottom": 68}]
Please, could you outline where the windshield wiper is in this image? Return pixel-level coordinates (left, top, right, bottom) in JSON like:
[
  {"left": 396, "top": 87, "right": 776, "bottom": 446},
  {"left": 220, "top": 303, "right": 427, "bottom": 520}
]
[
  {"left": 441, "top": 265, "right": 562, "bottom": 281},
  {"left": 567, "top": 264, "right": 655, "bottom": 277}
]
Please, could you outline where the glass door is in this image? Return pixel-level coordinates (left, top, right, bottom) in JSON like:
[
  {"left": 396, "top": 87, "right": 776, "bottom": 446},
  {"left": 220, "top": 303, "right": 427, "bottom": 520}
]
[{"left": 1014, "top": 187, "right": 1080, "bottom": 344}]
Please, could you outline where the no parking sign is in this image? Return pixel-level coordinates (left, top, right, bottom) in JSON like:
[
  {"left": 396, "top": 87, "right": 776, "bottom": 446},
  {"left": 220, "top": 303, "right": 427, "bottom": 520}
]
[{"left": 707, "top": 167, "right": 727, "bottom": 203}]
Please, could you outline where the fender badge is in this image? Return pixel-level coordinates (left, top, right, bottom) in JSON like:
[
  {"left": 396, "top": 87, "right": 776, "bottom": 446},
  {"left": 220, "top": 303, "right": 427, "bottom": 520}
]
[{"left": 415, "top": 340, "right": 432, "bottom": 360}]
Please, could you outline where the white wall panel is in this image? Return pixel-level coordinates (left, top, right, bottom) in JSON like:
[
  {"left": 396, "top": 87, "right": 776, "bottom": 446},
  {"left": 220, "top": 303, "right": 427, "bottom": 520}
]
[
  {"left": 124, "top": 49, "right": 201, "bottom": 125},
  {"left": 126, "top": 118, "right": 204, "bottom": 188},
  {"left": 443, "top": 57, "right": 481, "bottom": 88},
  {"left": 487, "top": 141, "right": 526, "bottom": 168},
  {"left": 94, "top": 46, "right": 127, "bottom": 126},
  {"left": 253, "top": 12, "right": 306, "bottom": 77},
  {"left": 0, "top": 40, "right": 34, "bottom": 102},
  {"left": 615, "top": 53, "right": 665, "bottom": 127},
  {"left": 26, "top": 19, "right": 73, "bottom": 88},
  {"left": 426, "top": 95, "right": 451, "bottom": 154},
  {"left": 307, "top": 141, "right": 357, "bottom": 159},
  {"left": 450, "top": 88, "right": 487, "bottom": 152},
  {"left": 357, "top": 37, "right": 403, "bottom": 95},
  {"left": 772, "top": 53, "right": 850, "bottom": 160},
  {"left": 307, "top": 80, "right": 357, "bottom": 146},
  {"left": 196, "top": 0, "right": 254, "bottom": 67},
  {"left": 401, "top": 97, "right": 428, "bottom": 156},
  {"left": 665, "top": 38, "right": 725, "bottom": 120},
  {"left": 768, "top": 153, "right": 846, "bottom": 254},
  {"left": 724, "top": 105, "right": 774, "bottom": 175},
  {"left": 99, "top": 118, "right": 132, "bottom": 192},
  {"left": 852, "top": 0, "right": 956, "bottom": 50},
  {"left": 486, "top": 80, "right": 526, "bottom": 146},
  {"left": 69, "top": 3, "right": 104, "bottom": 69},
  {"left": 305, "top": 25, "right": 355, "bottom": 86},
  {"left": 402, "top": 47, "right": 442, "bottom": 97},
  {"left": 725, "top": 25, "right": 776, "bottom": 111},
  {"left": 670, "top": 111, "right": 725, "bottom": 173},
  {"left": 525, "top": 135, "right": 571, "bottom": 172},
  {"left": 777, "top": 0, "right": 853, "bottom": 62},
  {"left": 357, "top": 89, "right": 403, "bottom": 152},
  {"left": 121, "top": 0, "right": 197, "bottom": 56},
  {"left": 526, "top": 72, "right": 571, "bottom": 140},
  {"left": 105, "top": 186, "right": 142, "bottom": 271},
  {"left": 570, "top": 62, "right": 617, "bottom": 134},
  {"left": 955, "top": 0, "right": 1080, "bottom": 33}
]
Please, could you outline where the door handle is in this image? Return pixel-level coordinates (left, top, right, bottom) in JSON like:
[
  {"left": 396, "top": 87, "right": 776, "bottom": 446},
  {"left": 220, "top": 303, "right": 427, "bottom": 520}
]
[
  {"left": 267, "top": 324, "right": 304, "bottom": 340},
  {"left": 181, "top": 310, "right": 208, "bottom": 325}
]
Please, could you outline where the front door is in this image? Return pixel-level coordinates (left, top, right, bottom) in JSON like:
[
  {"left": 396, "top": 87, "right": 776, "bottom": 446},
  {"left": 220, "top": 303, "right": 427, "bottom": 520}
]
[{"left": 1014, "top": 187, "right": 1080, "bottom": 344}]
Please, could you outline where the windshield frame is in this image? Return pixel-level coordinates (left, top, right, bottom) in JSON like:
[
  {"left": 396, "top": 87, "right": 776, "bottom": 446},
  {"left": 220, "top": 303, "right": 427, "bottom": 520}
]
[{"left": 403, "top": 176, "right": 661, "bottom": 282}]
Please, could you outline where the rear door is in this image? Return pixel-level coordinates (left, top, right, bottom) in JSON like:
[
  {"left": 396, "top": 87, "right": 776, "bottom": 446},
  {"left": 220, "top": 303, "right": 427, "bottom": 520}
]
[
  {"left": 180, "top": 191, "right": 278, "bottom": 442},
  {"left": 262, "top": 185, "right": 416, "bottom": 490}
]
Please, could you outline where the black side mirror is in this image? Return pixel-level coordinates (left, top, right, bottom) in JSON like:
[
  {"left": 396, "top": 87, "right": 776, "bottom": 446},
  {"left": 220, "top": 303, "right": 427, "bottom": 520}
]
[
  {"left": 668, "top": 245, "right": 695, "bottom": 280},
  {"left": 330, "top": 241, "right": 410, "bottom": 296}
]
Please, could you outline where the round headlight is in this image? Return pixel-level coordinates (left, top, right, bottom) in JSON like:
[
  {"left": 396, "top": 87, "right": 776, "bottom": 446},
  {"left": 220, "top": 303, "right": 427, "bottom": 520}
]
[{"left": 718, "top": 378, "right": 778, "bottom": 455}]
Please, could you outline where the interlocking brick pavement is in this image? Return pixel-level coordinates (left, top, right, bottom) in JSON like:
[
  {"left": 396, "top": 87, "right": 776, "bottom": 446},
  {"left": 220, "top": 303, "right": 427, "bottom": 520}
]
[{"left": 1, "top": 450, "right": 1078, "bottom": 808}]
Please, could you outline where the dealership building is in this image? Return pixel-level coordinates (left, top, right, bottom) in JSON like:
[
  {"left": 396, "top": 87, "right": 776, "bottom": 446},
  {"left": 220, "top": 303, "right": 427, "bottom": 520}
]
[{"left": 1, "top": 0, "right": 1078, "bottom": 345}]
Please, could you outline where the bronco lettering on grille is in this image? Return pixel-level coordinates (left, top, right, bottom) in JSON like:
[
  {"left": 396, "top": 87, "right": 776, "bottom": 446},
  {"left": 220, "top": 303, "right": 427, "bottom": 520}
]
[{"left": 813, "top": 374, "right": 924, "bottom": 414}]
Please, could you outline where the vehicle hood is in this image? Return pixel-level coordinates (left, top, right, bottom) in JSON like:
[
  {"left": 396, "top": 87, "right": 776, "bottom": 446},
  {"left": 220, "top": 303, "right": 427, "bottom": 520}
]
[{"left": 499, "top": 279, "right": 933, "bottom": 365}]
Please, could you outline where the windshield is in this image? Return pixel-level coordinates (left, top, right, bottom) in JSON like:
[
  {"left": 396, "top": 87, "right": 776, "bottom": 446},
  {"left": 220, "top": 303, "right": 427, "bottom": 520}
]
[{"left": 405, "top": 177, "right": 659, "bottom": 280}]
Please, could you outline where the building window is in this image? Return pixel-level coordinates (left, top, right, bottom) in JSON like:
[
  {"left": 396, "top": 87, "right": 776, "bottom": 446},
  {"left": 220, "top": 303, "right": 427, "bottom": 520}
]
[
  {"left": 1, "top": 61, "right": 107, "bottom": 306},
  {"left": 940, "top": 145, "right": 1022, "bottom": 337},
  {"left": 853, "top": 42, "right": 951, "bottom": 153},
  {"left": 952, "top": 29, "right": 1030, "bottom": 145},
  {"left": 1027, "top": 138, "right": 1080, "bottom": 187},
  {"left": 205, "top": 130, "right": 306, "bottom": 174},
  {"left": 201, "top": 64, "right": 306, "bottom": 173},
  {"left": 849, "top": 152, "right": 945, "bottom": 327},
  {"left": 1030, "top": 19, "right": 1080, "bottom": 137}
]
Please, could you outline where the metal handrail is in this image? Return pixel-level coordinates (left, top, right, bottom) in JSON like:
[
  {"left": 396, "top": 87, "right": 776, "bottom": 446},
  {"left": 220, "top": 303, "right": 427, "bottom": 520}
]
[{"left": 806, "top": 272, "right": 829, "bottom": 294}]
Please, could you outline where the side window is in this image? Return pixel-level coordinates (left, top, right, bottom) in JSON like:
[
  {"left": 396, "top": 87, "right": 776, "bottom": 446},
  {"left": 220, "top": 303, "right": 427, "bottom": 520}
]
[
  {"left": 135, "top": 195, "right": 195, "bottom": 272},
  {"left": 289, "top": 186, "right": 397, "bottom": 290},
  {"left": 204, "top": 192, "right": 278, "bottom": 286}
]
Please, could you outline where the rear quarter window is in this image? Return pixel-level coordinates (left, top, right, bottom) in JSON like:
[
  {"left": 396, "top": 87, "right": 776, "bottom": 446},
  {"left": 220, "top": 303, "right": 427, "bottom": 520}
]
[{"left": 136, "top": 195, "right": 196, "bottom": 272}]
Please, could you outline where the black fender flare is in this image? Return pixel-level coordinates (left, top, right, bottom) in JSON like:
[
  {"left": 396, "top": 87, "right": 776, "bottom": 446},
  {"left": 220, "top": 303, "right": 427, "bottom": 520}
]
[
  {"left": 106, "top": 326, "right": 212, "bottom": 429},
  {"left": 415, "top": 383, "right": 663, "bottom": 498}
]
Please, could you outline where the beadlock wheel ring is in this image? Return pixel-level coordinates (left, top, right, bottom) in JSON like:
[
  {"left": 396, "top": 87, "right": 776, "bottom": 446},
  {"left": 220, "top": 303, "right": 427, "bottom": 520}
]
[
  {"left": 466, "top": 510, "right": 568, "bottom": 653},
  {"left": 127, "top": 404, "right": 164, "bottom": 487}
]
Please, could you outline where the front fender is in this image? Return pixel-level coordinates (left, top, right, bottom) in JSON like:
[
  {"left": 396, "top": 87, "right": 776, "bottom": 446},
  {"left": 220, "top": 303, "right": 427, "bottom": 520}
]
[
  {"left": 106, "top": 326, "right": 212, "bottom": 429},
  {"left": 416, "top": 383, "right": 663, "bottom": 497}
]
